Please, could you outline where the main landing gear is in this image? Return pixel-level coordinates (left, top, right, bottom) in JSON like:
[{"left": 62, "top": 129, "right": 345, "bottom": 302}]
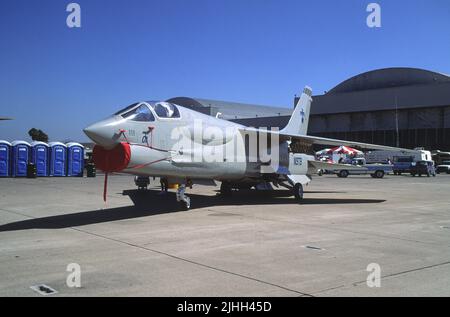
[
  {"left": 221, "top": 180, "right": 305, "bottom": 203},
  {"left": 292, "top": 183, "right": 304, "bottom": 201}
]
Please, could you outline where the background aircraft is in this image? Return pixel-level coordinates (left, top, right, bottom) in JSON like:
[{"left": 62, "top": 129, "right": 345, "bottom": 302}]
[{"left": 84, "top": 86, "right": 412, "bottom": 210}]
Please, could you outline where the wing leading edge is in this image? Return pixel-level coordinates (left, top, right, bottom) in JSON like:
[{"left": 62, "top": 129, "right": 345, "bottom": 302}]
[{"left": 240, "top": 127, "right": 416, "bottom": 153}]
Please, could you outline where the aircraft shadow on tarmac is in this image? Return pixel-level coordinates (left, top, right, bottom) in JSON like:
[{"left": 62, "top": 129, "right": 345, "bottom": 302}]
[{"left": 0, "top": 189, "right": 385, "bottom": 232}]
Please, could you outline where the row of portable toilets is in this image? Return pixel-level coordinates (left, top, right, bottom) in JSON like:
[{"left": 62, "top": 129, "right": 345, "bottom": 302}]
[{"left": 0, "top": 140, "right": 85, "bottom": 177}]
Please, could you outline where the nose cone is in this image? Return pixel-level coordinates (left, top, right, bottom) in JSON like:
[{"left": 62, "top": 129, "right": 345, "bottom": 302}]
[{"left": 83, "top": 117, "right": 120, "bottom": 149}]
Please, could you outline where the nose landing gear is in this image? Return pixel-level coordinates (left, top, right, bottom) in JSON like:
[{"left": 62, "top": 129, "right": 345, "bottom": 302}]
[{"left": 176, "top": 184, "right": 191, "bottom": 210}]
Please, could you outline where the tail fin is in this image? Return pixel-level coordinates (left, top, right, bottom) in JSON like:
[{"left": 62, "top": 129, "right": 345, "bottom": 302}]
[{"left": 281, "top": 86, "right": 312, "bottom": 135}]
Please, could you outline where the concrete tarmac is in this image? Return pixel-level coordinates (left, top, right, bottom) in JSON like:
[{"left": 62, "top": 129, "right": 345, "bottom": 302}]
[{"left": 1, "top": 173, "right": 450, "bottom": 296}]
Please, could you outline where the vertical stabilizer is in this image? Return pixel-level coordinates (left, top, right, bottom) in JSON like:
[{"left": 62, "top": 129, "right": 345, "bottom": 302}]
[{"left": 281, "top": 86, "right": 312, "bottom": 135}]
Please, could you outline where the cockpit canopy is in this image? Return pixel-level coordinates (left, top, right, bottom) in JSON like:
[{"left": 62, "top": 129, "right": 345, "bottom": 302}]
[
  {"left": 114, "top": 101, "right": 181, "bottom": 122},
  {"left": 122, "top": 104, "right": 155, "bottom": 121},
  {"left": 152, "top": 102, "right": 180, "bottom": 118}
]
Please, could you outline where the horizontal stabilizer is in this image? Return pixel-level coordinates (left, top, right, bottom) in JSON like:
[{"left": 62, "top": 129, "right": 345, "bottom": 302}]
[{"left": 308, "top": 160, "right": 367, "bottom": 172}]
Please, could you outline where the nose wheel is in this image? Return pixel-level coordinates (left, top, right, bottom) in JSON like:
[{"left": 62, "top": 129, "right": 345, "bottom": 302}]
[{"left": 176, "top": 184, "right": 191, "bottom": 210}]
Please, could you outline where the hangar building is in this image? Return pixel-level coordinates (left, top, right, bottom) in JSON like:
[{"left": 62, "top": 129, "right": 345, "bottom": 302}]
[{"left": 168, "top": 68, "right": 450, "bottom": 151}]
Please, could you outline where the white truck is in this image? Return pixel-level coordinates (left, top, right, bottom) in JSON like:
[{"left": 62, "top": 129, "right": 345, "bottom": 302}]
[
  {"left": 365, "top": 148, "right": 433, "bottom": 175},
  {"left": 329, "top": 157, "right": 393, "bottom": 178},
  {"left": 365, "top": 148, "right": 432, "bottom": 164}
]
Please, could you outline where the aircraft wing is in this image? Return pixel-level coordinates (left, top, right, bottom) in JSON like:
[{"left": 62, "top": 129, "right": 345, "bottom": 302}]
[
  {"left": 287, "top": 133, "right": 415, "bottom": 152},
  {"left": 238, "top": 85, "right": 416, "bottom": 154},
  {"left": 239, "top": 127, "right": 416, "bottom": 153}
]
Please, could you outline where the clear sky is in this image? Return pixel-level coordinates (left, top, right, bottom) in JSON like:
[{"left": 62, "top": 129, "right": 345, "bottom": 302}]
[{"left": 1, "top": 0, "right": 450, "bottom": 142}]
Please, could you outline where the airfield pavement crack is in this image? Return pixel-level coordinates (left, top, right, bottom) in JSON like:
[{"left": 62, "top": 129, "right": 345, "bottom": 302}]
[
  {"left": 0, "top": 207, "right": 312, "bottom": 296},
  {"left": 209, "top": 209, "right": 450, "bottom": 248},
  {"left": 0, "top": 180, "right": 120, "bottom": 199},
  {"left": 3, "top": 205, "right": 450, "bottom": 297},
  {"left": 354, "top": 260, "right": 450, "bottom": 285},
  {"left": 0, "top": 207, "right": 35, "bottom": 219},
  {"left": 310, "top": 260, "right": 450, "bottom": 296},
  {"left": 70, "top": 226, "right": 314, "bottom": 297}
]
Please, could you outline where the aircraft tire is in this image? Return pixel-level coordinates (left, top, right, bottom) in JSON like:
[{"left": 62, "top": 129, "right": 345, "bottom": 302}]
[{"left": 293, "top": 183, "right": 304, "bottom": 202}]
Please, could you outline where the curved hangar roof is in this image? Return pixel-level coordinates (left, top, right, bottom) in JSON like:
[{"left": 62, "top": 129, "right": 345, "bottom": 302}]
[
  {"left": 312, "top": 67, "right": 450, "bottom": 115},
  {"left": 168, "top": 68, "right": 450, "bottom": 119},
  {"left": 328, "top": 67, "right": 450, "bottom": 94}
]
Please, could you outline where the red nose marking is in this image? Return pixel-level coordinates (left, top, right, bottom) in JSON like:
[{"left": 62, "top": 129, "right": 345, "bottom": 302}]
[{"left": 93, "top": 142, "right": 131, "bottom": 172}]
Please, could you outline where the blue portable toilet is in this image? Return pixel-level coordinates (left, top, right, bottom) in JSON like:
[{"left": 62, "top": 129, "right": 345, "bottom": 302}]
[
  {"left": 49, "top": 142, "right": 67, "bottom": 176},
  {"left": 31, "top": 141, "right": 50, "bottom": 176},
  {"left": 11, "top": 140, "right": 31, "bottom": 177},
  {"left": 0, "top": 140, "right": 12, "bottom": 177},
  {"left": 66, "top": 142, "right": 84, "bottom": 177}
]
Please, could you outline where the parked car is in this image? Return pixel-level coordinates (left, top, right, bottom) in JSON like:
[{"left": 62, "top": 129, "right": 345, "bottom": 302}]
[
  {"left": 410, "top": 161, "right": 436, "bottom": 177},
  {"left": 436, "top": 160, "right": 450, "bottom": 174}
]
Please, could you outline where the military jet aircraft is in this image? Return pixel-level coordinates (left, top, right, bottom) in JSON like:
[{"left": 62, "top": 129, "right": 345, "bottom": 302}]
[{"left": 84, "top": 86, "right": 411, "bottom": 210}]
